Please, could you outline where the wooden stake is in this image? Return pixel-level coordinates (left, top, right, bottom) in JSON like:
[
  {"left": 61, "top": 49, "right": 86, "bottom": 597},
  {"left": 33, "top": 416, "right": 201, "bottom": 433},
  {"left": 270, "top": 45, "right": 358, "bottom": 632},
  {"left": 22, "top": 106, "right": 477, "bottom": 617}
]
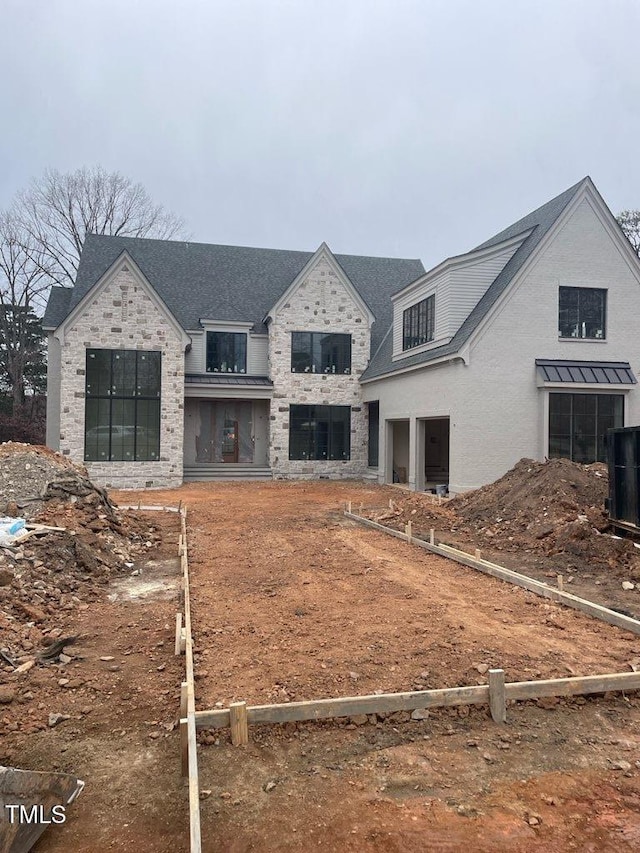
[
  {"left": 175, "top": 612, "right": 183, "bottom": 656},
  {"left": 557, "top": 574, "right": 564, "bottom": 592},
  {"left": 180, "top": 628, "right": 187, "bottom": 655},
  {"left": 180, "top": 681, "right": 188, "bottom": 718},
  {"left": 429, "top": 528, "right": 435, "bottom": 545},
  {"left": 405, "top": 520, "right": 412, "bottom": 543},
  {"left": 347, "top": 500, "right": 352, "bottom": 514},
  {"left": 180, "top": 718, "right": 189, "bottom": 776},
  {"left": 475, "top": 548, "right": 482, "bottom": 561},
  {"left": 489, "top": 668, "right": 506, "bottom": 723},
  {"left": 389, "top": 498, "right": 394, "bottom": 509},
  {"left": 347, "top": 512, "right": 640, "bottom": 636},
  {"left": 230, "top": 702, "right": 249, "bottom": 746}
]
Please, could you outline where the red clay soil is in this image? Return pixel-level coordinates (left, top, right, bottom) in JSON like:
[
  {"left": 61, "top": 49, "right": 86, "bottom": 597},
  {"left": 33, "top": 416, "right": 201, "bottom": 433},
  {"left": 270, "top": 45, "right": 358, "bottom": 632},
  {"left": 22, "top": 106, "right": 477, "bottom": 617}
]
[
  {"left": 1, "top": 512, "right": 187, "bottom": 853},
  {"left": 112, "top": 479, "right": 640, "bottom": 852},
  {"left": 363, "top": 459, "right": 640, "bottom": 614},
  {"left": 5, "top": 474, "right": 639, "bottom": 852}
]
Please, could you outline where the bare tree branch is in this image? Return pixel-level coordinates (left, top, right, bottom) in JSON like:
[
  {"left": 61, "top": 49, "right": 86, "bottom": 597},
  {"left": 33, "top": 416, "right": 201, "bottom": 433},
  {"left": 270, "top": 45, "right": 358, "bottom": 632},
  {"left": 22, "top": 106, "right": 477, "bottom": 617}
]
[
  {"left": 12, "top": 165, "right": 189, "bottom": 288},
  {"left": 0, "top": 213, "right": 49, "bottom": 410},
  {"left": 617, "top": 210, "right": 640, "bottom": 257}
]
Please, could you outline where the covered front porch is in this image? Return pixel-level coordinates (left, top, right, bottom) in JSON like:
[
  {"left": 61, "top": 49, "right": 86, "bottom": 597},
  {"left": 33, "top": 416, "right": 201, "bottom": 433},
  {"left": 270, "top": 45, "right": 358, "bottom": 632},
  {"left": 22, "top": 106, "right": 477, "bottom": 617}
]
[{"left": 183, "top": 375, "right": 273, "bottom": 480}]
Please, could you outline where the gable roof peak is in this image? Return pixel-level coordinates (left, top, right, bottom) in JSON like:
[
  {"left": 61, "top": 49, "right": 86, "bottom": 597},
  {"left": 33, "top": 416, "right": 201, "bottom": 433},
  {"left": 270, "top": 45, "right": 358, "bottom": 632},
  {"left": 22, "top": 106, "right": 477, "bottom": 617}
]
[{"left": 472, "top": 176, "right": 590, "bottom": 253}]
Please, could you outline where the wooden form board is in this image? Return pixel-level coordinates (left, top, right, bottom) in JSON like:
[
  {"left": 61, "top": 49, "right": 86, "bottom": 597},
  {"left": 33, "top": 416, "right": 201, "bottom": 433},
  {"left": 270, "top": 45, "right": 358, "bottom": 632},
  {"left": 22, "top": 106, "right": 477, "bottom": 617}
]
[
  {"left": 195, "top": 670, "right": 640, "bottom": 732},
  {"left": 344, "top": 510, "right": 640, "bottom": 637},
  {"left": 178, "top": 508, "right": 202, "bottom": 853},
  {"left": 117, "top": 504, "right": 181, "bottom": 513}
]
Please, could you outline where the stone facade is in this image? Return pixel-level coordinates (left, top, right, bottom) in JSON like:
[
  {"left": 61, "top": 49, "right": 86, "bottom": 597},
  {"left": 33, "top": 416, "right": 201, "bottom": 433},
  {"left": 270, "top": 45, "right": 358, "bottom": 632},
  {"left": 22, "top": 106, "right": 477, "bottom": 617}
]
[
  {"left": 268, "top": 255, "right": 370, "bottom": 478},
  {"left": 56, "top": 264, "right": 185, "bottom": 489}
]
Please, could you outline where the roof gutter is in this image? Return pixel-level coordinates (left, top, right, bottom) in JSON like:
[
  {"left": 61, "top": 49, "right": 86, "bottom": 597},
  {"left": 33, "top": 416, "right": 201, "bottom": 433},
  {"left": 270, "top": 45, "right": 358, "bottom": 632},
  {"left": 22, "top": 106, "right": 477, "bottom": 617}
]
[{"left": 360, "top": 349, "right": 468, "bottom": 384}]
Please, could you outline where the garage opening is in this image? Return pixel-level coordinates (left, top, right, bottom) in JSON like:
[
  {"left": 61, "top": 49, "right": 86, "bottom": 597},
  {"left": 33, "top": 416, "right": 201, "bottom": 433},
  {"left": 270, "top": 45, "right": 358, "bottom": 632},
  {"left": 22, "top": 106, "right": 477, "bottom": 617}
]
[{"left": 422, "top": 417, "right": 450, "bottom": 492}]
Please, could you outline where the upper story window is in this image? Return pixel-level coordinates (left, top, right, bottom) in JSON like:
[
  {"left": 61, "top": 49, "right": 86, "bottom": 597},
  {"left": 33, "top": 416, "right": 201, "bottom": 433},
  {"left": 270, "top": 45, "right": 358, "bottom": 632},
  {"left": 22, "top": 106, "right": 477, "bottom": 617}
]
[
  {"left": 291, "top": 332, "right": 351, "bottom": 374},
  {"left": 206, "top": 331, "right": 247, "bottom": 373},
  {"left": 402, "top": 295, "right": 434, "bottom": 351},
  {"left": 559, "top": 287, "right": 607, "bottom": 340}
]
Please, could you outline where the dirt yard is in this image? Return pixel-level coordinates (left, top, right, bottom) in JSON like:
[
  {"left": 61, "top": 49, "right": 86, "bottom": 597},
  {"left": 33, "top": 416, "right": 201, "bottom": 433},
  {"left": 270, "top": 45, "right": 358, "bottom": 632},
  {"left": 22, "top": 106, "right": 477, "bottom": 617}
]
[
  {"left": 118, "top": 479, "right": 640, "bottom": 852},
  {"left": 4, "top": 472, "right": 640, "bottom": 851},
  {"left": 2, "top": 508, "right": 188, "bottom": 853}
]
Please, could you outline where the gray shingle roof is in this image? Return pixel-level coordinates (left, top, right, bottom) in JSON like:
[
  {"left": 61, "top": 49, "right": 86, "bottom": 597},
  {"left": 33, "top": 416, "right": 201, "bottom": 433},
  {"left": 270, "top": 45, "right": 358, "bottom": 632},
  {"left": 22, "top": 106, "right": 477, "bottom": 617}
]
[
  {"left": 50, "top": 235, "right": 424, "bottom": 352},
  {"left": 362, "top": 177, "right": 589, "bottom": 381},
  {"left": 42, "top": 286, "right": 72, "bottom": 329}
]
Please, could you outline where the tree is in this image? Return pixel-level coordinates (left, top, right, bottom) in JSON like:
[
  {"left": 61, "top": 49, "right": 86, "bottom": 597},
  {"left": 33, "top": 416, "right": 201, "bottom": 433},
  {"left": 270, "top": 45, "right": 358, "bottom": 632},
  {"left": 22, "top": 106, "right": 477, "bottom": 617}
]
[
  {"left": 617, "top": 210, "right": 640, "bottom": 257},
  {"left": 0, "top": 213, "right": 50, "bottom": 413},
  {"left": 12, "top": 165, "right": 188, "bottom": 288},
  {"left": 0, "top": 166, "right": 187, "bottom": 437}
]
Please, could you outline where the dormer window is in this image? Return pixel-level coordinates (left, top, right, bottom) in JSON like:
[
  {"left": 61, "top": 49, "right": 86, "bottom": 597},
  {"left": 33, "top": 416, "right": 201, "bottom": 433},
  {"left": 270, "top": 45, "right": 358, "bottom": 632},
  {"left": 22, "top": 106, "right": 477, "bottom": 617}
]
[
  {"left": 402, "top": 295, "right": 434, "bottom": 351},
  {"left": 206, "top": 331, "right": 247, "bottom": 373},
  {"left": 559, "top": 287, "right": 606, "bottom": 340}
]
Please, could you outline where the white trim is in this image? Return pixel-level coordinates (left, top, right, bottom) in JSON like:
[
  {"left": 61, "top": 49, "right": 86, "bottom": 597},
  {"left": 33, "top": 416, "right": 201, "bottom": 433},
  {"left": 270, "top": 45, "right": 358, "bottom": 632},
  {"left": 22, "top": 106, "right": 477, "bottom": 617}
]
[
  {"left": 54, "top": 251, "right": 191, "bottom": 349},
  {"left": 199, "top": 319, "right": 254, "bottom": 329},
  {"left": 558, "top": 337, "right": 608, "bottom": 344},
  {"left": 184, "top": 384, "right": 273, "bottom": 400},
  {"left": 264, "top": 242, "right": 375, "bottom": 326},
  {"left": 361, "top": 353, "right": 466, "bottom": 385},
  {"left": 539, "top": 381, "right": 634, "bottom": 392},
  {"left": 392, "top": 333, "right": 451, "bottom": 362}
]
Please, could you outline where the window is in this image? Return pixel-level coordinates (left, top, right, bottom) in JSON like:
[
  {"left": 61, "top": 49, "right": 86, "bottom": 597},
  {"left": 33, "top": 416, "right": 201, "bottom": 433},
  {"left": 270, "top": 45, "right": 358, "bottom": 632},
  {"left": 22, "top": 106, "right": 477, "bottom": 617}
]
[
  {"left": 289, "top": 405, "right": 351, "bottom": 460},
  {"left": 291, "top": 332, "right": 351, "bottom": 374},
  {"left": 403, "top": 295, "right": 435, "bottom": 351},
  {"left": 206, "top": 332, "right": 247, "bottom": 373},
  {"left": 559, "top": 287, "right": 607, "bottom": 339},
  {"left": 549, "top": 392, "right": 623, "bottom": 463},
  {"left": 367, "top": 401, "right": 379, "bottom": 467},
  {"left": 85, "top": 349, "right": 161, "bottom": 462}
]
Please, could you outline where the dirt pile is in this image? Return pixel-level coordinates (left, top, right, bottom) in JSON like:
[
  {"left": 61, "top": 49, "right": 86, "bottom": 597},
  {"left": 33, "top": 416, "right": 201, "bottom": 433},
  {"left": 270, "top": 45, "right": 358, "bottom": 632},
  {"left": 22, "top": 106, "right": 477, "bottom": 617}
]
[
  {"left": 365, "top": 458, "right": 640, "bottom": 579},
  {"left": 450, "top": 458, "right": 640, "bottom": 573},
  {"left": 452, "top": 457, "right": 608, "bottom": 531},
  {"left": 0, "top": 441, "right": 113, "bottom": 519},
  {"left": 0, "top": 443, "right": 160, "bottom": 667}
]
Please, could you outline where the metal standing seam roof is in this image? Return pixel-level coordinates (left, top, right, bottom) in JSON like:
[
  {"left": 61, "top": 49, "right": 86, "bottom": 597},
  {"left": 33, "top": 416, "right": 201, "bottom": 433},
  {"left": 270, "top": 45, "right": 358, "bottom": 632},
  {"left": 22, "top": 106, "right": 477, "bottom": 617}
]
[
  {"left": 184, "top": 374, "right": 273, "bottom": 386},
  {"left": 535, "top": 359, "right": 637, "bottom": 385}
]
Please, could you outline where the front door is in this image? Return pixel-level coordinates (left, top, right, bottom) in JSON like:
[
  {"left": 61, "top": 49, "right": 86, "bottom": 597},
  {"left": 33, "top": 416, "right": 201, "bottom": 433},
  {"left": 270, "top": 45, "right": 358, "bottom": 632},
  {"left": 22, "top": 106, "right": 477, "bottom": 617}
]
[{"left": 221, "top": 418, "right": 239, "bottom": 463}]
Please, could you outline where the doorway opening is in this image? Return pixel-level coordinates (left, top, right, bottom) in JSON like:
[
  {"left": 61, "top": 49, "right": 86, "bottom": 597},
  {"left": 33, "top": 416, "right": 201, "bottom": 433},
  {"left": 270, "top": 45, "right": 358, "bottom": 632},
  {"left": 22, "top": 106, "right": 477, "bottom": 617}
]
[{"left": 420, "top": 417, "right": 450, "bottom": 492}]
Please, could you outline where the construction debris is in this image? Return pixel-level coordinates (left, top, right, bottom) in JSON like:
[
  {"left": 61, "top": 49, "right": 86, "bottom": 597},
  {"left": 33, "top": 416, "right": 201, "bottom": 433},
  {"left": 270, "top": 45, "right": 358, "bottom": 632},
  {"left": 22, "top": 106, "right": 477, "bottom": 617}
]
[{"left": 0, "top": 443, "right": 160, "bottom": 669}]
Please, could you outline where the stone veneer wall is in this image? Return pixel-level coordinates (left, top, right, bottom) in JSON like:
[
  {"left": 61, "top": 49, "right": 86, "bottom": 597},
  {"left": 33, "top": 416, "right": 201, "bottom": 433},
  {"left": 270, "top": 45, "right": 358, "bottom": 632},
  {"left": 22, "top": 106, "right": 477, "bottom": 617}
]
[
  {"left": 56, "top": 265, "right": 185, "bottom": 489},
  {"left": 268, "top": 256, "right": 370, "bottom": 478}
]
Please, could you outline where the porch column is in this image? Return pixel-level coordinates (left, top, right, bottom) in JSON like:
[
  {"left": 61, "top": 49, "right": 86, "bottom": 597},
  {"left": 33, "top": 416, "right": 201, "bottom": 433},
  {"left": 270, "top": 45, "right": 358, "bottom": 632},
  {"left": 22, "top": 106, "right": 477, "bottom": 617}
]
[
  {"left": 408, "top": 417, "right": 418, "bottom": 491},
  {"left": 416, "top": 419, "right": 426, "bottom": 492},
  {"left": 383, "top": 420, "right": 394, "bottom": 485}
]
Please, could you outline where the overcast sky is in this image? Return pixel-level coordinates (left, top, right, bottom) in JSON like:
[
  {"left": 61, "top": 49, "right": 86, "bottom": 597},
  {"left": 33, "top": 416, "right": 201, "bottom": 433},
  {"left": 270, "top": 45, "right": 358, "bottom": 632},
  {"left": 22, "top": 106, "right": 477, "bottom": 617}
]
[{"left": 2, "top": 0, "right": 639, "bottom": 270}]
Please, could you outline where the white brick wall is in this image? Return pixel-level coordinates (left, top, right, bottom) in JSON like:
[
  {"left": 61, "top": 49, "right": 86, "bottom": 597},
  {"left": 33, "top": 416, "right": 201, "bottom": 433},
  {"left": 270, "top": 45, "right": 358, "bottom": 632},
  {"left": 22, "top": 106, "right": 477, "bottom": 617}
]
[
  {"left": 363, "top": 195, "right": 640, "bottom": 493},
  {"left": 57, "top": 265, "right": 185, "bottom": 489},
  {"left": 268, "top": 256, "right": 370, "bottom": 478}
]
